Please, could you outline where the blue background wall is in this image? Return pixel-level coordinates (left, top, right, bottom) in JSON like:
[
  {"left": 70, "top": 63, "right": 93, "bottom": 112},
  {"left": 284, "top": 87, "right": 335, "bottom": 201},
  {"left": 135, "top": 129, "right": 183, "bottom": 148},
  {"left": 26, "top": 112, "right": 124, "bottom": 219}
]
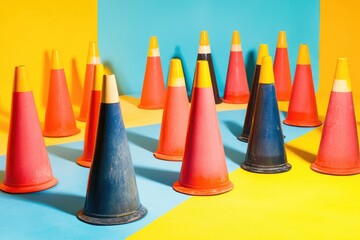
[{"left": 99, "top": 0, "right": 319, "bottom": 96}]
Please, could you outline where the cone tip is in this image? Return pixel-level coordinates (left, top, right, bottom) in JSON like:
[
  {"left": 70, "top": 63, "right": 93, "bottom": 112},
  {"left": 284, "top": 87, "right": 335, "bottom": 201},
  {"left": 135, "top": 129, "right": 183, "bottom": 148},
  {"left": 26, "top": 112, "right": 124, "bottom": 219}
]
[
  {"left": 256, "top": 44, "right": 269, "bottom": 65},
  {"left": 277, "top": 31, "right": 287, "bottom": 48},
  {"left": 14, "top": 65, "right": 31, "bottom": 92},
  {"left": 51, "top": 49, "right": 63, "bottom": 70},
  {"left": 259, "top": 56, "right": 275, "bottom": 84},
  {"left": 168, "top": 59, "right": 185, "bottom": 87},
  {"left": 87, "top": 41, "right": 101, "bottom": 64},
  {"left": 148, "top": 36, "right": 160, "bottom": 57},
  {"left": 232, "top": 31, "right": 241, "bottom": 45},
  {"left": 297, "top": 44, "right": 311, "bottom": 65},
  {"left": 194, "top": 60, "right": 212, "bottom": 88},
  {"left": 102, "top": 74, "right": 119, "bottom": 103},
  {"left": 333, "top": 58, "right": 351, "bottom": 92},
  {"left": 93, "top": 64, "right": 104, "bottom": 91},
  {"left": 199, "top": 30, "right": 210, "bottom": 46}
]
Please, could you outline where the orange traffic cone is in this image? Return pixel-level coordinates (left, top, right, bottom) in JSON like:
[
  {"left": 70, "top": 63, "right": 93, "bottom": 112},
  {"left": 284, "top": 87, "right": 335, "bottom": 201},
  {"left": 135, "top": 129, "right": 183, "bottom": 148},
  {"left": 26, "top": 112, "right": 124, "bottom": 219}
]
[
  {"left": 154, "top": 59, "right": 190, "bottom": 161},
  {"left": 0, "top": 66, "right": 58, "bottom": 193},
  {"left": 273, "top": 31, "right": 292, "bottom": 101},
  {"left": 138, "top": 36, "right": 166, "bottom": 109},
  {"left": 283, "top": 44, "right": 322, "bottom": 127},
  {"left": 43, "top": 49, "right": 80, "bottom": 137},
  {"left": 173, "top": 60, "right": 234, "bottom": 196},
  {"left": 311, "top": 58, "right": 360, "bottom": 175},
  {"left": 77, "top": 64, "right": 104, "bottom": 167},
  {"left": 78, "top": 42, "right": 101, "bottom": 121},
  {"left": 223, "top": 30, "right": 249, "bottom": 104}
]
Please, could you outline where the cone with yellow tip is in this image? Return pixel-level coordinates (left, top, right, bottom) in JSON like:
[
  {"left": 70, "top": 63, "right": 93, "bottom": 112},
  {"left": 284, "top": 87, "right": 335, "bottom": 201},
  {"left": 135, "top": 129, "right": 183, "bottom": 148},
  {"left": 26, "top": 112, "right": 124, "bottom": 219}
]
[
  {"left": 0, "top": 66, "right": 58, "bottom": 193},
  {"left": 154, "top": 59, "right": 190, "bottom": 161},
  {"left": 192, "top": 30, "right": 222, "bottom": 104},
  {"left": 173, "top": 60, "right": 233, "bottom": 195},
  {"left": 223, "top": 31, "right": 250, "bottom": 104},
  {"left": 238, "top": 44, "right": 269, "bottom": 142},
  {"left": 311, "top": 58, "right": 360, "bottom": 175},
  {"left": 77, "top": 74, "right": 147, "bottom": 225},
  {"left": 284, "top": 44, "right": 322, "bottom": 127},
  {"left": 138, "top": 36, "right": 166, "bottom": 109},
  {"left": 78, "top": 42, "right": 101, "bottom": 121},
  {"left": 241, "top": 56, "right": 291, "bottom": 173},
  {"left": 274, "top": 31, "right": 292, "bottom": 101},
  {"left": 43, "top": 49, "right": 80, "bottom": 137},
  {"left": 77, "top": 64, "right": 104, "bottom": 167}
]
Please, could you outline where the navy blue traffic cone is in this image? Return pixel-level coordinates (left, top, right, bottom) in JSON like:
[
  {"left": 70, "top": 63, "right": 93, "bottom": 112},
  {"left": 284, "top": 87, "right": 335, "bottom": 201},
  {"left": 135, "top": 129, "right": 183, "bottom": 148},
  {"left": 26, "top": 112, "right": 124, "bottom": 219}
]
[
  {"left": 77, "top": 74, "right": 147, "bottom": 225},
  {"left": 241, "top": 56, "right": 291, "bottom": 173},
  {"left": 238, "top": 44, "right": 269, "bottom": 142}
]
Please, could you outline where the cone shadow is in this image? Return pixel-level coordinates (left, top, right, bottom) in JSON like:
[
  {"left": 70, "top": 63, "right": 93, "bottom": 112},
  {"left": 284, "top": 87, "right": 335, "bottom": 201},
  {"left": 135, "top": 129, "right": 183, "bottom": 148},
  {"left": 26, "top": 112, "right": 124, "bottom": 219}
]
[
  {"left": 224, "top": 145, "right": 246, "bottom": 165},
  {"left": 223, "top": 120, "right": 243, "bottom": 137},
  {"left": 71, "top": 58, "right": 83, "bottom": 109},
  {"left": 127, "top": 131, "right": 158, "bottom": 153},
  {"left": 286, "top": 144, "right": 316, "bottom": 164},
  {"left": 15, "top": 192, "right": 85, "bottom": 215},
  {"left": 245, "top": 50, "right": 256, "bottom": 88},
  {"left": 47, "top": 145, "right": 83, "bottom": 163},
  {"left": 172, "top": 46, "right": 191, "bottom": 96},
  {"left": 134, "top": 166, "right": 179, "bottom": 187}
]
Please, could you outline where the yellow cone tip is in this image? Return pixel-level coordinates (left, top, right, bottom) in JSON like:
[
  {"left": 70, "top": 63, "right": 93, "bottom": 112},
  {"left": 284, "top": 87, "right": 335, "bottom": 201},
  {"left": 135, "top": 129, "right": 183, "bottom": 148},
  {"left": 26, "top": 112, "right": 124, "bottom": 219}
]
[
  {"left": 277, "top": 31, "right": 288, "bottom": 48},
  {"left": 297, "top": 44, "right": 311, "bottom": 65},
  {"left": 194, "top": 60, "right": 212, "bottom": 88},
  {"left": 148, "top": 36, "right": 160, "bottom": 57},
  {"left": 259, "top": 56, "right": 275, "bottom": 84},
  {"left": 93, "top": 64, "right": 104, "bottom": 91},
  {"left": 199, "top": 30, "right": 210, "bottom": 46},
  {"left": 51, "top": 49, "right": 63, "bottom": 70},
  {"left": 14, "top": 65, "right": 31, "bottom": 92},
  {"left": 102, "top": 74, "right": 120, "bottom": 104},
  {"left": 87, "top": 42, "right": 101, "bottom": 64},
  {"left": 232, "top": 31, "right": 241, "bottom": 45},
  {"left": 256, "top": 44, "right": 269, "bottom": 65},
  {"left": 168, "top": 59, "right": 185, "bottom": 87},
  {"left": 332, "top": 58, "right": 352, "bottom": 92}
]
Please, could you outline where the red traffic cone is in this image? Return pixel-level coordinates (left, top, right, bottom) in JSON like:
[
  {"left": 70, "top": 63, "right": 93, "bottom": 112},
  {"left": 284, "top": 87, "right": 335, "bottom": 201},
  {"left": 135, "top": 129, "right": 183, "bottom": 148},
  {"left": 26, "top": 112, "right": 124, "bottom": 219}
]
[
  {"left": 173, "top": 60, "right": 234, "bottom": 196},
  {"left": 223, "top": 30, "right": 250, "bottom": 104},
  {"left": 154, "top": 59, "right": 190, "bottom": 161},
  {"left": 78, "top": 42, "right": 101, "bottom": 121},
  {"left": 43, "top": 49, "right": 80, "bottom": 137},
  {"left": 138, "top": 36, "right": 166, "bottom": 109},
  {"left": 283, "top": 44, "right": 322, "bottom": 127},
  {"left": 273, "top": 31, "right": 292, "bottom": 101},
  {"left": 0, "top": 66, "right": 58, "bottom": 193},
  {"left": 77, "top": 64, "right": 104, "bottom": 167},
  {"left": 311, "top": 58, "right": 360, "bottom": 175}
]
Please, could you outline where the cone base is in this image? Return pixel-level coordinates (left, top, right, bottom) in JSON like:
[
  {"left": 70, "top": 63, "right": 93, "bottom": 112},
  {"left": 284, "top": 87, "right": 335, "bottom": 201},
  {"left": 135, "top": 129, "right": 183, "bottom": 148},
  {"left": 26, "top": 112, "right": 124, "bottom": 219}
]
[
  {"left": 153, "top": 152, "right": 182, "bottom": 161},
  {"left": 77, "top": 205, "right": 147, "bottom": 225},
  {"left": 76, "top": 116, "right": 87, "bottom": 122},
  {"left": 223, "top": 95, "right": 249, "bottom": 104},
  {"left": 43, "top": 127, "right": 81, "bottom": 138},
  {"left": 0, "top": 177, "right": 58, "bottom": 194},
  {"left": 283, "top": 118, "right": 322, "bottom": 127},
  {"left": 172, "top": 181, "right": 234, "bottom": 196},
  {"left": 77, "top": 155, "right": 92, "bottom": 168},
  {"left": 310, "top": 162, "right": 360, "bottom": 176},
  {"left": 138, "top": 104, "right": 164, "bottom": 110},
  {"left": 215, "top": 98, "right": 223, "bottom": 104},
  {"left": 241, "top": 162, "right": 291, "bottom": 174},
  {"left": 237, "top": 135, "right": 249, "bottom": 143}
]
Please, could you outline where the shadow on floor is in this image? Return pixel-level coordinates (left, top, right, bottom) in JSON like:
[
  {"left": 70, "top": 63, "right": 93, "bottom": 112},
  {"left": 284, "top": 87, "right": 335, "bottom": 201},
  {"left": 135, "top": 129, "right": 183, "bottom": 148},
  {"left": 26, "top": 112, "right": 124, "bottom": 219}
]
[
  {"left": 223, "top": 120, "right": 242, "bottom": 138},
  {"left": 286, "top": 144, "right": 316, "bottom": 164},
  {"left": 224, "top": 145, "right": 246, "bottom": 166},
  {"left": 127, "top": 131, "right": 158, "bottom": 153},
  {"left": 47, "top": 145, "right": 83, "bottom": 163},
  {"left": 134, "top": 166, "right": 179, "bottom": 187}
]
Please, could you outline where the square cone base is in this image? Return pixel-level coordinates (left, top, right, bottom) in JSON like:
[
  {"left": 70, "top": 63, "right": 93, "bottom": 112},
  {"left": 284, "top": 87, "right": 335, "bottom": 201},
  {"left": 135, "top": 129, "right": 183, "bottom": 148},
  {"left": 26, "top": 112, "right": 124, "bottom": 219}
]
[
  {"left": 241, "top": 163, "right": 291, "bottom": 174},
  {"left": 153, "top": 152, "right": 182, "bottom": 161},
  {"left": 0, "top": 177, "right": 58, "bottom": 194},
  {"left": 77, "top": 205, "right": 147, "bottom": 226},
  {"left": 310, "top": 163, "right": 360, "bottom": 176},
  {"left": 172, "top": 181, "right": 233, "bottom": 196}
]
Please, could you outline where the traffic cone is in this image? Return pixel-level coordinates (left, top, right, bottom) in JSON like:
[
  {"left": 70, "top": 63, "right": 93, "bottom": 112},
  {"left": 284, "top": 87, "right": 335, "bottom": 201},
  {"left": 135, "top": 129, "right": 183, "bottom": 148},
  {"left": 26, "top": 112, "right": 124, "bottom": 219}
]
[
  {"left": 78, "top": 42, "right": 101, "bottom": 121},
  {"left": 77, "top": 74, "right": 147, "bottom": 225},
  {"left": 274, "top": 31, "right": 292, "bottom": 101},
  {"left": 0, "top": 66, "right": 58, "bottom": 193},
  {"left": 223, "top": 31, "right": 250, "bottom": 104},
  {"left": 238, "top": 44, "right": 269, "bottom": 142},
  {"left": 311, "top": 58, "right": 360, "bottom": 175},
  {"left": 173, "top": 60, "right": 233, "bottom": 196},
  {"left": 283, "top": 44, "right": 322, "bottom": 127},
  {"left": 241, "top": 56, "right": 291, "bottom": 173},
  {"left": 43, "top": 49, "right": 80, "bottom": 137},
  {"left": 154, "top": 59, "right": 190, "bottom": 161},
  {"left": 77, "top": 64, "right": 104, "bottom": 167},
  {"left": 138, "top": 36, "right": 166, "bottom": 109},
  {"left": 191, "top": 30, "right": 222, "bottom": 104}
]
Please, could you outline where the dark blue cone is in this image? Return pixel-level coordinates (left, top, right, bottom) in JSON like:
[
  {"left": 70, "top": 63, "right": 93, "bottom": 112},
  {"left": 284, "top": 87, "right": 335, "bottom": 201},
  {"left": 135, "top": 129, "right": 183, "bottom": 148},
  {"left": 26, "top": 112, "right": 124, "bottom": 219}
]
[
  {"left": 241, "top": 56, "right": 291, "bottom": 173},
  {"left": 77, "top": 75, "right": 147, "bottom": 225}
]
